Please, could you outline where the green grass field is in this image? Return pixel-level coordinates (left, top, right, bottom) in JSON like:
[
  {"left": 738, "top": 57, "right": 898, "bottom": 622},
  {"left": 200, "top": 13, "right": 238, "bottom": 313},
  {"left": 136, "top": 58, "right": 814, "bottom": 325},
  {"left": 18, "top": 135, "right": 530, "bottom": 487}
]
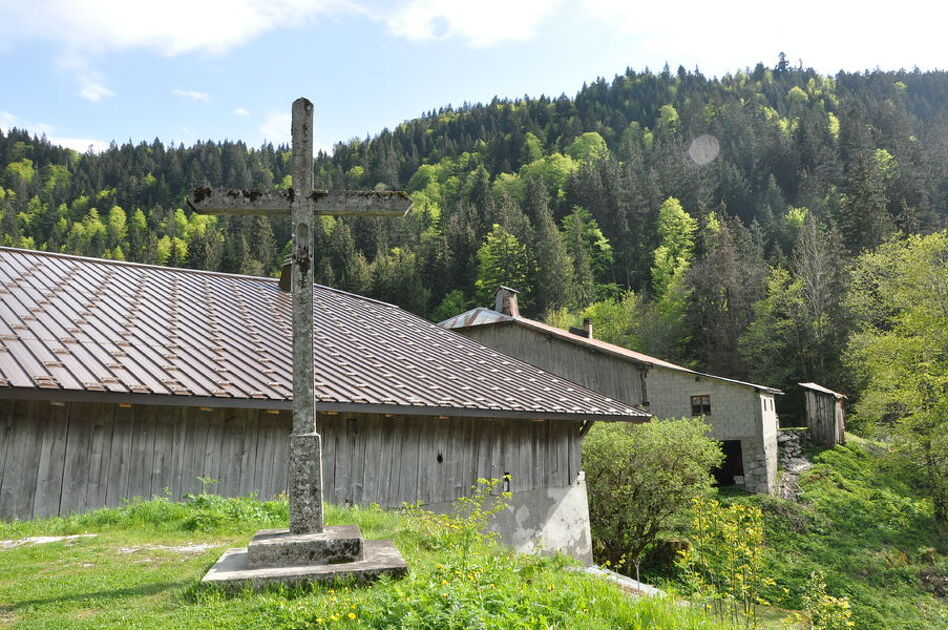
[
  {"left": 716, "top": 437, "right": 947, "bottom": 630},
  {"left": 2, "top": 439, "right": 943, "bottom": 629},
  {"left": 0, "top": 494, "right": 728, "bottom": 630}
]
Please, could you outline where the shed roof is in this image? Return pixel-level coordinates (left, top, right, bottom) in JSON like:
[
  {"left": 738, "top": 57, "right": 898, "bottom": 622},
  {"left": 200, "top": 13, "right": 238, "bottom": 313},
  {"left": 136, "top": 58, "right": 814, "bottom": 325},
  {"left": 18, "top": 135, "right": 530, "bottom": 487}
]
[
  {"left": 440, "top": 307, "right": 783, "bottom": 395},
  {"left": 0, "top": 248, "right": 648, "bottom": 422},
  {"left": 798, "top": 382, "right": 847, "bottom": 400}
]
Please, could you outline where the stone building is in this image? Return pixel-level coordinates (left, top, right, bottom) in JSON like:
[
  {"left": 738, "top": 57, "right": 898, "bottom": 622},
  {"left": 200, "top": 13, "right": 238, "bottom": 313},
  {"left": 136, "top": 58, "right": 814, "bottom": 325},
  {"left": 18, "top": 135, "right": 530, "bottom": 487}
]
[
  {"left": 440, "top": 288, "right": 782, "bottom": 494},
  {"left": 0, "top": 248, "right": 650, "bottom": 562}
]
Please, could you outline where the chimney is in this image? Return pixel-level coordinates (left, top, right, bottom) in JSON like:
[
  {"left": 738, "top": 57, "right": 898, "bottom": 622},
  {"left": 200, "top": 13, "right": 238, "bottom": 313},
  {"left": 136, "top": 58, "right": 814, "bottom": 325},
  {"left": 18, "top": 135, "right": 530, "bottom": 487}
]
[
  {"left": 583, "top": 317, "right": 593, "bottom": 339},
  {"left": 493, "top": 286, "right": 520, "bottom": 317},
  {"left": 278, "top": 255, "right": 292, "bottom": 291}
]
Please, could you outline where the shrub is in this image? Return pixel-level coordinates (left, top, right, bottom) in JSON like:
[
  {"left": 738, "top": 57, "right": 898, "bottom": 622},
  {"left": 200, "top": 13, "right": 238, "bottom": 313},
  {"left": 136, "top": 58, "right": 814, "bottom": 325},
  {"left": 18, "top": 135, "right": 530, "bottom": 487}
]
[
  {"left": 676, "top": 497, "right": 774, "bottom": 628},
  {"left": 583, "top": 418, "right": 722, "bottom": 579}
]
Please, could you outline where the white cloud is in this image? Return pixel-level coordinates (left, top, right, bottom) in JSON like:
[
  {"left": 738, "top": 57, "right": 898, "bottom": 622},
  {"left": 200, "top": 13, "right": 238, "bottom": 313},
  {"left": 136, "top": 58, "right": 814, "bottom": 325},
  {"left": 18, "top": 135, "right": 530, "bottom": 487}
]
[
  {"left": 0, "top": 1, "right": 361, "bottom": 56},
  {"left": 579, "top": 0, "right": 947, "bottom": 75},
  {"left": 233, "top": 107, "right": 250, "bottom": 116},
  {"left": 386, "top": 0, "right": 563, "bottom": 47},
  {"left": 0, "top": 1, "right": 360, "bottom": 102},
  {"left": 48, "top": 136, "right": 110, "bottom": 153},
  {"left": 0, "top": 111, "right": 17, "bottom": 132},
  {"left": 0, "top": 113, "right": 108, "bottom": 152},
  {"left": 79, "top": 81, "right": 114, "bottom": 102},
  {"left": 56, "top": 54, "right": 116, "bottom": 101},
  {"left": 260, "top": 110, "right": 292, "bottom": 144},
  {"left": 173, "top": 89, "right": 211, "bottom": 102}
]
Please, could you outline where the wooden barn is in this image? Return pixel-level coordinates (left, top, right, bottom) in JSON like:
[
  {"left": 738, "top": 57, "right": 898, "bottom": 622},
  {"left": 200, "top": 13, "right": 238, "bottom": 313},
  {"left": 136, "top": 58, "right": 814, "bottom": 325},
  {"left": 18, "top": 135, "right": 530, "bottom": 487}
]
[
  {"left": 441, "top": 287, "right": 783, "bottom": 494},
  {"left": 798, "top": 382, "right": 847, "bottom": 446},
  {"left": 0, "top": 248, "right": 648, "bottom": 562}
]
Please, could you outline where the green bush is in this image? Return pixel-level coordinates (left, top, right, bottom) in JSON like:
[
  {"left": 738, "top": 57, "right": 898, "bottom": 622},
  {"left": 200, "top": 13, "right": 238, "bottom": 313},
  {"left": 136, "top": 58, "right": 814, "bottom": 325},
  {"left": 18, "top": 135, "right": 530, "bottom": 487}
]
[{"left": 583, "top": 418, "right": 722, "bottom": 579}]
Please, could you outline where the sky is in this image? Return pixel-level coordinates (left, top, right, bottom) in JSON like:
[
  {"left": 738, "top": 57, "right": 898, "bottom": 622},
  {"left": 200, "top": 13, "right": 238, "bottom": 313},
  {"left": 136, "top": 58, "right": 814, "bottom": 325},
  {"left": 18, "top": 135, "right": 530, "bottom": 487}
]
[{"left": 0, "top": 0, "right": 945, "bottom": 154}]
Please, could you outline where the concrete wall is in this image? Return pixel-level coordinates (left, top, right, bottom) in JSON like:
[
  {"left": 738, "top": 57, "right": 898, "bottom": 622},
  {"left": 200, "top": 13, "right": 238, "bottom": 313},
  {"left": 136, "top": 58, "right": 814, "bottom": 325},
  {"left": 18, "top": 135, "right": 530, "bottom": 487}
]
[
  {"left": 459, "top": 324, "right": 777, "bottom": 494},
  {"left": 427, "top": 472, "right": 594, "bottom": 564}
]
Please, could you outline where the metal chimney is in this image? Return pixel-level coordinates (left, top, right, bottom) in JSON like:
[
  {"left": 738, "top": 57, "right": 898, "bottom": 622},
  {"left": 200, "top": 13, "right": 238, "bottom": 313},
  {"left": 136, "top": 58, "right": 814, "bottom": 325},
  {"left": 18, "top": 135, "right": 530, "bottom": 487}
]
[
  {"left": 583, "top": 317, "right": 593, "bottom": 339},
  {"left": 278, "top": 255, "right": 293, "bottom": 291},
  {"left": 494, "top": 286, "right": 520, "bottom": 317}
]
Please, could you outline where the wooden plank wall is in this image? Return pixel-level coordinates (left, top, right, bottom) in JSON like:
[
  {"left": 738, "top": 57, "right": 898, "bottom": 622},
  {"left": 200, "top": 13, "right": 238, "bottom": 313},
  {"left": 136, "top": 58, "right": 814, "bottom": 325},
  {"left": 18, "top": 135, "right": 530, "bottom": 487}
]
[
  {"left": 0, "top": 399, "right": 582, "bottom": 521},
  {"left": 804, "top": 391, "right": 844, "bottom": 446}
]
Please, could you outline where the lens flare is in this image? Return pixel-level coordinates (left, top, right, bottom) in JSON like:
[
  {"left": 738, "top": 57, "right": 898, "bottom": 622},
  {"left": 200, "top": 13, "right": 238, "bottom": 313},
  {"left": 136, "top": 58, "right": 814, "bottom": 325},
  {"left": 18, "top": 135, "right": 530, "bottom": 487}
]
[{"left": 688, "top": 134, "right": 720, "bottom": 165}]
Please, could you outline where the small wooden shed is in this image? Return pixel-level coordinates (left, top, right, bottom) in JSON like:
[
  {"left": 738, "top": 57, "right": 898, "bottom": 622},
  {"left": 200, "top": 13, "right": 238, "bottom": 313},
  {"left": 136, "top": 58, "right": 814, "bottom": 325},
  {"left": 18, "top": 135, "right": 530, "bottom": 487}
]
[{"left": 798, "top": 382, "right": 847, "bottom": 446}]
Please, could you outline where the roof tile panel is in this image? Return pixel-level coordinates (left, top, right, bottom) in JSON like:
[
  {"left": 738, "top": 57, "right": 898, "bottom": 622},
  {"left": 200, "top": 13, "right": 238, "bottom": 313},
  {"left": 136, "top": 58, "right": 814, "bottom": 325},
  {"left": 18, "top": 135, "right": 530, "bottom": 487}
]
[{"left": 0, "top": 248, "right": 648, "bottom": 420}]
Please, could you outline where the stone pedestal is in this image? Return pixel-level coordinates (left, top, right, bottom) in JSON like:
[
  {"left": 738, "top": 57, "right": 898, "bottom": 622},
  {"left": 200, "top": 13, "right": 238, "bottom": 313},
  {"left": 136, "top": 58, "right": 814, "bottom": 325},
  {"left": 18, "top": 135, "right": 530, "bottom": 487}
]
[
  {"left": 202, "top": 524, "right": 407, "bottom": 590},
  {"left": 248, "top": 526, "right": 363, "bottom": 567}
]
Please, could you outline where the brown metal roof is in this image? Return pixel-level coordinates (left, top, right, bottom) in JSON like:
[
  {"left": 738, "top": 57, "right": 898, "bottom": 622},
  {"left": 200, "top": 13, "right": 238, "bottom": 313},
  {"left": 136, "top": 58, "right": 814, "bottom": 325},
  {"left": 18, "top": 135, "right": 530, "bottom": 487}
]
[
  {"left": 0, "top": 248, "right": 648, "bottom": 422},
  {"left": 440, "top": 307, "right": 784, "bottom": 395}
]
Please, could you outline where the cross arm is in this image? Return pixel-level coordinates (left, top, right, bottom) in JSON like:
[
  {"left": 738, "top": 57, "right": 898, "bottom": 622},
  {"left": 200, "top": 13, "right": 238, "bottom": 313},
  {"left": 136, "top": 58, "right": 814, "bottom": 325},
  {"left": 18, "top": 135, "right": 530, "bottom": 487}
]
[
  {"left": 186, "top": 187, "right": 413, "bottom": 217},
  {"left": 186, "top": 188, "right": 293, "bottom": 215}
]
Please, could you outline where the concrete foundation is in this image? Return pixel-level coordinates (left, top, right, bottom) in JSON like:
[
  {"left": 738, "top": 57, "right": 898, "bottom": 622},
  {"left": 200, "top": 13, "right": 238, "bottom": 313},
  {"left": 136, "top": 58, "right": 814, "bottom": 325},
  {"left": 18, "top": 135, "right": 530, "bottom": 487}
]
[
  {"left": 203, "top": 524, "right": 406, "bottom": 590},
  {"left": 202, "top": 539, "right": 407, "bottom": 590},
  {"left": 424, "top": 473, "right": 594, "bottom": 565}
]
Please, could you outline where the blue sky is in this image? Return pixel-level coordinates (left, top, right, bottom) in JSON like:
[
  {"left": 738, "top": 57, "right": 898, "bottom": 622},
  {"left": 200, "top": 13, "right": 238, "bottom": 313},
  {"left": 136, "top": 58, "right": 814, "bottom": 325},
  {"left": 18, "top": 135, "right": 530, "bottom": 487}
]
[{"left": 0, "top": 0, "right": 944, "bottom": 154}]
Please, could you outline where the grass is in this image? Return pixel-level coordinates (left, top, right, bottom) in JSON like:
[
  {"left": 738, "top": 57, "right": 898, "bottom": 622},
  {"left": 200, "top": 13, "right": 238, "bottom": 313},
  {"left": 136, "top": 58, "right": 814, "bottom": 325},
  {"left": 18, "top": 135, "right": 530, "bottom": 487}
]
[
  {"left": 0, "top": 493, "right": 730, "bottom": 630},
  {"left": 715, "top": 437, "right": 947, "bottom": 630}
]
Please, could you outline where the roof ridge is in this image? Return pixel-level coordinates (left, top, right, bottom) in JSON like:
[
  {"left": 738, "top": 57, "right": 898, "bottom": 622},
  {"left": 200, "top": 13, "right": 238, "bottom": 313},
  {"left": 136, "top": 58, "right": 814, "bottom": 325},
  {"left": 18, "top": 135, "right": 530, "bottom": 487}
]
[
  {"left": 440, "top": 307, "right": 781, "bottom": 394},
  {"left": 510, "top": 314, "right": 782, "bottom": 393},
  {"left": 0, "top": 246, "right": 398, "bottom": 309}
]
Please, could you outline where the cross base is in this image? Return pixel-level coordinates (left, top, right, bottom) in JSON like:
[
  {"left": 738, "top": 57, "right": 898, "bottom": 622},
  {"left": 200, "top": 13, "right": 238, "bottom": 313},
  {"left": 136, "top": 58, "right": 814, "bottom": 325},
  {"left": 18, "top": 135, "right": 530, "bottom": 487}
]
[
  {"left": 201, "top": 538, "right": 408, "bottom": 591},
  {"left": 248, "top": 526, "right": 364, "bottom": 568}
]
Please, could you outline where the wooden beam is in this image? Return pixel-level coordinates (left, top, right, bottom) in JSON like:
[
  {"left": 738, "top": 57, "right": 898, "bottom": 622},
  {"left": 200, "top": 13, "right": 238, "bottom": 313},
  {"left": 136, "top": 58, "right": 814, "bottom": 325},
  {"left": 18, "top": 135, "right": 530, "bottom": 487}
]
[
  {"left": 186, "top": 188, "right": 412, "bottom": 217},
  {"left": 312, "top": 190, "right": 412, "bottom": 216},
  {"left": 186, "top": 188, "right": 294, "bottom": 215}
]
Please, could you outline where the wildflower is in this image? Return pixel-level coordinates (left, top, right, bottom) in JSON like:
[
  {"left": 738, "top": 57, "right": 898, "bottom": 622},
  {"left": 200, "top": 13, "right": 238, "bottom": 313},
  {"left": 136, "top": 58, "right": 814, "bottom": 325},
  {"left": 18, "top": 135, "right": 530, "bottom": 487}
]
[{"left": 348, "top": 612, "right": 357, "bottom": 620}]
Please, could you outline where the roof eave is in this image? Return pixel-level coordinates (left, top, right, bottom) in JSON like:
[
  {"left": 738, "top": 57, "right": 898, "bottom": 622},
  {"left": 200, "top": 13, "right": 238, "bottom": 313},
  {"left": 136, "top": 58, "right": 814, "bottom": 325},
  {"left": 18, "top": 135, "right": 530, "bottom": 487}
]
[{"left": 0, "top": 387, "right": 649, "bottom": 423}]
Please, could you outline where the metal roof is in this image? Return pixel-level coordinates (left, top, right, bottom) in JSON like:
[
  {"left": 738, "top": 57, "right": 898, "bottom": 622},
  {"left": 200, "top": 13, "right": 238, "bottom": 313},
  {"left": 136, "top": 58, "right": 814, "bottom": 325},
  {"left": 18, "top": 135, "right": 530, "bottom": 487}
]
[
  {"left": 0, "top": 248, "right": 648, "bottom": 422},
  {"left": 798, "top": 382, "right": 847, "bottom": 399},
  {"left": 440, "top": 307, "right": 784, "bottom": 395}
]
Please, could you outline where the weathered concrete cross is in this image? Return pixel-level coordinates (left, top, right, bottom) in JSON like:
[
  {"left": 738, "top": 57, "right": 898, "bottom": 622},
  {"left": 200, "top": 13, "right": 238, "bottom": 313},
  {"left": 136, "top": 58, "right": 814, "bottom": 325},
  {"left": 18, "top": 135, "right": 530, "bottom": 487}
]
[{"left": 187, "top": 98, "right": 410, "bottom": 534}]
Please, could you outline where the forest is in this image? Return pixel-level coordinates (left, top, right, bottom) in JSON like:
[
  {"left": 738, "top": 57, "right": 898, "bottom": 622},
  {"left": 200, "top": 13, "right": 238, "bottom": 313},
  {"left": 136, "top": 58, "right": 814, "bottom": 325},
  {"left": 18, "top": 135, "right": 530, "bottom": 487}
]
[{"left": 1, "top": 57, "right": 946, "bottom": 414}]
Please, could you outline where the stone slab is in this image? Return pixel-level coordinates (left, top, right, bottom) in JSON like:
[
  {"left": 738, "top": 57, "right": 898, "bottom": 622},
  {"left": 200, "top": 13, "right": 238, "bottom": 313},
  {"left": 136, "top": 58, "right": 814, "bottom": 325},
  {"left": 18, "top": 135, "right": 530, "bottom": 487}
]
[
  {"left": 247, "top": 526, "right": 363, "bottom": 568},
  {"left": 202, "top": 539, "right": 408, "bottom": 590}
]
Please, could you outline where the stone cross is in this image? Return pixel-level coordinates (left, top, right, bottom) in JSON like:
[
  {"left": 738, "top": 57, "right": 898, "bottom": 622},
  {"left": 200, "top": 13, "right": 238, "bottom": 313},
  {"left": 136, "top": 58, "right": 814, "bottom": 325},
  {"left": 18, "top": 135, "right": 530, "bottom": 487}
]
[{"left": 187, "top": 98, "right": 410, "bottom": 534}]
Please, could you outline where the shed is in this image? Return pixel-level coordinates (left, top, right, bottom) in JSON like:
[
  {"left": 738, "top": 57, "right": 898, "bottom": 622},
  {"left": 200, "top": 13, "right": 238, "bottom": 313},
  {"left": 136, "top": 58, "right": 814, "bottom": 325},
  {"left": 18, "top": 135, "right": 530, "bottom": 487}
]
[
  {"left": 798, "top": 382, "right": 847, "bottom": 446},
  {"left": 0, "top": 248, "right": 649, "bottom": 562},
  {"left": 440, "top": 288, "right": 784, "bottom": 494}
]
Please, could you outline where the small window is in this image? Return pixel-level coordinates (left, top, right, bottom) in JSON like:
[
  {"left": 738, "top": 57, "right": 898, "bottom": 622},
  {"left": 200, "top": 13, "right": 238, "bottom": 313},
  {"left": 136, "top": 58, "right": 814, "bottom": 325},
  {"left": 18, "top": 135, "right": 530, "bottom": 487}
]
[{"left": 691, "top": 395, "right": 711, "bottom": 416}]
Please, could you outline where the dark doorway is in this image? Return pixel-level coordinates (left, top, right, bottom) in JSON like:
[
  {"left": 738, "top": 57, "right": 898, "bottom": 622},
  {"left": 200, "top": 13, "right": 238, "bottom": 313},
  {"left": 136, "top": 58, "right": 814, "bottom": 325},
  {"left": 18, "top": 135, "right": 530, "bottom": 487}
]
[{"left": 712, "top": 440, "right": 744, "bottom": 486}]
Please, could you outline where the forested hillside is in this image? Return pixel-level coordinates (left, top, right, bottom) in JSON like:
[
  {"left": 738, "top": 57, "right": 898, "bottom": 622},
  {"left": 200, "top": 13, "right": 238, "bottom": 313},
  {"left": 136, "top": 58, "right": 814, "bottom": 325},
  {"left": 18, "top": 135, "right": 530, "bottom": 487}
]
[{"left": 2, "top": 59, "right": 947, "bottom": 404}]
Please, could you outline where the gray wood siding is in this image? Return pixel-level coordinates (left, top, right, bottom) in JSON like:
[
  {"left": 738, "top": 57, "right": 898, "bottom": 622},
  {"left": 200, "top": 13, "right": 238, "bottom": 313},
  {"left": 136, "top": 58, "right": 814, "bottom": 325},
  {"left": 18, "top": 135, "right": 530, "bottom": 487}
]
[
  {"left": 804, "top": 391, "right": 846, "bottom": 446},
  {"left": 0, "top": 399, "right": 581, "bottom": 521},
  {"left": 462, "top": 325, "right": 645, "bottom": 408}
]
